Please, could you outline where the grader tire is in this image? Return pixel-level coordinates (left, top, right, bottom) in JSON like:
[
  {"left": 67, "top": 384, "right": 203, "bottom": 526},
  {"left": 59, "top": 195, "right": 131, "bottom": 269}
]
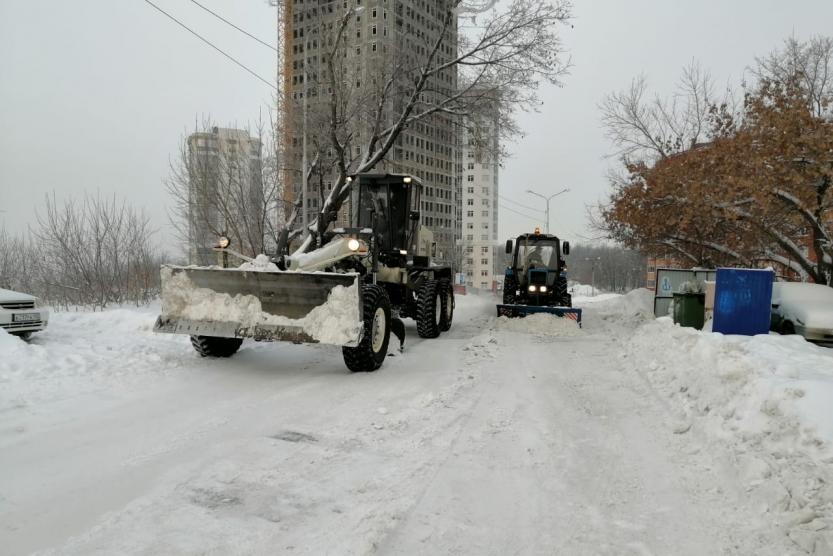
[
  {"left": 439, "top": 279, "right": 455, "bottom": 332},
  {"left": 416, "top": 280, "right": 442, "bottom": 338},
  {"left": 342, "top": 285, "right": 391, "bottom": 372},
  {"left": 190, "top": 335, "right": 243, "bottom": 358}
]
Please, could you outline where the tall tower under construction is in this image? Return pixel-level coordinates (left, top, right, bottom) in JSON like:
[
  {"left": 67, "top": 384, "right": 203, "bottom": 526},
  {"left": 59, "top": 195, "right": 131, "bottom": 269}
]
[{"left": 280, "top": 0, "right": 458, "bottom": 265}]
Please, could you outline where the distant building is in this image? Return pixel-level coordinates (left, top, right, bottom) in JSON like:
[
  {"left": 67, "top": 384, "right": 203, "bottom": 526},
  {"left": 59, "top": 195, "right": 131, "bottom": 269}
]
[
  {"left": 187, "top": 127, "right": 262, "bottom": 265},
  {"left": 457, "top": 110, "right": 500, "bottom": 290}
]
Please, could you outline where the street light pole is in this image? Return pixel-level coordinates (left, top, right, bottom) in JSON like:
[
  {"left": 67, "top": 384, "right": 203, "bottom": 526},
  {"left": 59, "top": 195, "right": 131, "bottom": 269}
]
[{"left": 525, "top": 188, "right": 569, "bottom": 234}]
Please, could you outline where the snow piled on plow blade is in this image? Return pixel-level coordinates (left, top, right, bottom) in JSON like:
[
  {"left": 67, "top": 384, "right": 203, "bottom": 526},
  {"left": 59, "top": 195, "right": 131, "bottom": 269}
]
[{"left": 154, "top": 266, "right": 363, "bottom": 346}]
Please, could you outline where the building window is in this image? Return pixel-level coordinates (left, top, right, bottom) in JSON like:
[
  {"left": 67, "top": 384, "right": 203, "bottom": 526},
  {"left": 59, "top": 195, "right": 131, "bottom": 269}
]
[
  {"left": 482, "top": 210, "right": 489, "bottom": 217},
  {"left": 467, "top": 199, "right": 473, "bottom": 206},
  {"left": 481, "top": 258, "right": 489, "bottom": 265},
  {"left": 467, "top": 175, "right": 474, "bottom": 182},
  {"left": 481, "top": 247, "right": 489, "bottom": 253},
  {"left": 481, "top": 270, "right": 489, "bottom": 276},
  {"left": 467, "top": 210, "right": 474, "bottom": 217},
  {"left": 467, "top": 162, "right": 474, "bottom": 170}
]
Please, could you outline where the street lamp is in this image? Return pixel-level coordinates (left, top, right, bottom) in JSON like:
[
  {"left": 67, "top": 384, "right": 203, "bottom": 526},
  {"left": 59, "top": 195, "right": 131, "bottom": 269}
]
[{"left": 525, "top": 188, "right": 569, "bottom": 234}]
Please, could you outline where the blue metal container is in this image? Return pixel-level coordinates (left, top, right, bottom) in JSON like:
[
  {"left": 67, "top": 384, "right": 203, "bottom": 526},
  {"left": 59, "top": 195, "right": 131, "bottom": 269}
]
[{"left": 712, "top": 268, "right": 774, "bottom": 336}]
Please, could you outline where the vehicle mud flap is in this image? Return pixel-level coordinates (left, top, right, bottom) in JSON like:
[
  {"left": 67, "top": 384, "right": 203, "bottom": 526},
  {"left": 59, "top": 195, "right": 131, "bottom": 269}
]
[{"left": 390, "top": 317, "right": 406, "bottom": 352}]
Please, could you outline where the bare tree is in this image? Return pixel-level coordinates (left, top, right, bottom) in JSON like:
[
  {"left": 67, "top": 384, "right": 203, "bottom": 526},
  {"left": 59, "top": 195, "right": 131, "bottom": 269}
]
[
  {"left": 283, "top": 0, "right": 572, "bottom": 251},
  {"left": 166, "top": 117, "right": 283, "bottom": 263},
  {"left": 599, "top": 60, "right": 720, "bottom": 163},
  {"left": 30, "top": 193, "right": 162, "bottom": 309}
]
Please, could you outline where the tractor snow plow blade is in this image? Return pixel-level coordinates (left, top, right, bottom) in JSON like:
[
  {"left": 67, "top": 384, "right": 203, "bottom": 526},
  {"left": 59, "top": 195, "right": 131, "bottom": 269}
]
[
  {"left": 496, "top": 304, "right": 582, "bottom": 327},
  {"left": 153, "top": 266, "right": 364, "bottom": 346}
]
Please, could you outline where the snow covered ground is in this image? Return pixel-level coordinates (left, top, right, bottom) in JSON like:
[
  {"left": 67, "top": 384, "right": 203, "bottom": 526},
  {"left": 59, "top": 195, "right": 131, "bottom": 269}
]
[{"left": 2, "top": 288, "right": 832, "bottom": 554}]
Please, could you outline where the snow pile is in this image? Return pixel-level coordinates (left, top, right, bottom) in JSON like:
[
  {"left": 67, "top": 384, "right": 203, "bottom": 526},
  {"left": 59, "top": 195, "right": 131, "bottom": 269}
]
[
  {"left": 0, "top": 305, "right": 192, "bottom": 411},
  {"left": 238, "top": 254, "right": 279, "bottom": 272},
  {"left": 569, "top": 283, "right": 602, "bottom": 297},
  {"left": 161, "top": 268, "right": 362, "bottom": 345},
  {"left": 495, "top": 313, "right": 582, "bottom": 337},
  {"left": 303, "top": 283, "right": 364, "bottom": 345},
  {"left": 585, "top": 288, "right": 654, "bottom": 327},
  {"left": 624, "top": 318, "right": 833, "bottom": 551}
]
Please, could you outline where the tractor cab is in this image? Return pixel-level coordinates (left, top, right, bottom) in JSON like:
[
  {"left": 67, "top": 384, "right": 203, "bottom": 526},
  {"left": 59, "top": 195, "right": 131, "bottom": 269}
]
[
  {"left": 350, "top": 173, "right": 431, "bottom": 264},
  {"left": 503, "top": 228, "right": 572, "bottom": 308}
]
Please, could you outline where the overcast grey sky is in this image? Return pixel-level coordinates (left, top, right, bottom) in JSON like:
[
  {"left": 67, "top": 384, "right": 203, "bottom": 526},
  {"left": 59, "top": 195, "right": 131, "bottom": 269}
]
[{"left": 2, "top": 1, "right": 833, "bottom": 250}]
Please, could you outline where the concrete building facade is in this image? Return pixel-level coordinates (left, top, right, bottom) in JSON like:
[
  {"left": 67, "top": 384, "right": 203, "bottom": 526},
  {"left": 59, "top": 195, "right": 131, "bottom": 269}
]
[
  {"left": 186, "top": 127, "right": 263, "bottom": 265},
  {"left": 283, "top": 0, "right": 458, "bottom": 265},
  {"left": 457, "top": 114, "right": 500, "bottom": 290}
]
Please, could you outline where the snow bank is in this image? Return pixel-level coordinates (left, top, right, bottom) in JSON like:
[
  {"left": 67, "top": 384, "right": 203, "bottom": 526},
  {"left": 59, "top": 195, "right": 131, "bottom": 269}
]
[
  {"left": 583, "top": 288, "right": 654, "bottom": 329},
  {"left": 161, "top": 268, "right": 362, "bottom": 345},
  {"left": 495, "top": 313, "right": 582, "bottom": 337},
  {"left": 0, "top": 304, "right": 192, "bottom": 411},
  {"left": 624, "top": 318, "right": 833, "bottom": 550}
]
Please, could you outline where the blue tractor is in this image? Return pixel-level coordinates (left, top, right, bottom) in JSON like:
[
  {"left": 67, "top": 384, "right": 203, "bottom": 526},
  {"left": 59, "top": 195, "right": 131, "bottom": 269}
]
[{"left": 496, "top": 229, "right": 582, "bottom": 325}]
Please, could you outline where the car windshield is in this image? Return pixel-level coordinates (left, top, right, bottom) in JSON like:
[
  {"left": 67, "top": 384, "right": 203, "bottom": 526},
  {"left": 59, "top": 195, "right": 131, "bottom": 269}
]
[{"left": 517, "top": 239, "right": 558, "bottom": 270}]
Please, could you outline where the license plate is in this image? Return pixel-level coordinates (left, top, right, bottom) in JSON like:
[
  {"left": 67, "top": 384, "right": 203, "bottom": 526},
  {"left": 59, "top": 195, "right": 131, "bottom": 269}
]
[{"left": 13, "top": 313, "right": 38, "bottom": 322}]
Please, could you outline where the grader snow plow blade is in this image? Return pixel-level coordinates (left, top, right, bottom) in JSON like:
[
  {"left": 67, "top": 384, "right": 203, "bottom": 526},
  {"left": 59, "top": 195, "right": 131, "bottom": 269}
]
[
  {"left": 496, "top": 304, "right": 582, "bottom": 327},
  {"left": 153, "top": 266, "right": 364, "bottom": 346}
]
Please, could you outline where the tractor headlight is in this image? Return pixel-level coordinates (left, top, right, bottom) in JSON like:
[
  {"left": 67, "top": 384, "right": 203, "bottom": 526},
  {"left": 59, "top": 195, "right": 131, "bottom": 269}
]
[
  {"left": 528, "top": 285, "right": 536, "bottom": 292},
  {"left": 217, "top": 236, "right": 231, "bottom": 248},
  {"left": 399, "top": 249, "right": 407, "bottom": 255},
  {"left": 347, "top": 238, "right": 360, "bottom": 251},
  {"left": 539, "top": 285, "right": 547, "bottom": 293}
]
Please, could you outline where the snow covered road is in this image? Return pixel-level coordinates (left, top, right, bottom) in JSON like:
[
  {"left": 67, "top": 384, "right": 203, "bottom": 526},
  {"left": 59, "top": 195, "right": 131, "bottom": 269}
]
[{"left": 2, "top": 292, "right": 832, "bottom": 554}]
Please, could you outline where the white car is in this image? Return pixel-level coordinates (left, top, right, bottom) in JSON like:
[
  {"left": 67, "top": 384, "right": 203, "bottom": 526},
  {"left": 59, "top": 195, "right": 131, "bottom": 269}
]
[
  {"left": 770, "top": 282, "right": 833, "bottom": 345},
  {"left": 0, "top": 287, "right": 49, "bottom": 340}
]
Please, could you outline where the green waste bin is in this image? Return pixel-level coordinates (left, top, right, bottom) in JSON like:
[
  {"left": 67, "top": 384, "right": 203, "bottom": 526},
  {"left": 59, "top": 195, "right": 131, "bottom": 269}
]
[{"left": 673, "top": 292, "right": 706, "bottom": 330}]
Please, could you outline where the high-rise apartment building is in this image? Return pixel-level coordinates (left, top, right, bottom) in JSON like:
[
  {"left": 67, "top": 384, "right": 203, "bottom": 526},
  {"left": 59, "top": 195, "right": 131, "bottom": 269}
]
[
  {"left": 282, "top": 0, "right": 458, "bottom": 265},
  {"left": 186, "top": 127, "right": 263, "bottom": 264},
  {"left": 457, "top": 112, "right": 500, "bottom": 290}
]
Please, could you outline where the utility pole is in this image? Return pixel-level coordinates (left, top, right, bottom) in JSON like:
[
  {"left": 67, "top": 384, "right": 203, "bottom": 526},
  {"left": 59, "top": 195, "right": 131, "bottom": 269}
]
[{"left": 525, "top": 188, "right": 569, "bottom": 234}]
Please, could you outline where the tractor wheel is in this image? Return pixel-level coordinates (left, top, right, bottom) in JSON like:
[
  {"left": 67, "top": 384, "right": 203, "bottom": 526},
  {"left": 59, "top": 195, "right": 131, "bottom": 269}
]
[
  {"left": 416, "top": 279, "right": 442, "bottom": 338},
  {"left": 190, "top": 335, "right": 243, "bottom": 357},
  {"left": 502, "top": 279, "right": 517, "bottom": 305},
  {"left": 439, "top": 279, "right": 455, "bottom": 332},
  {"left": 781, "top": 321, "right": 796, "bottom": 335},
  {"left": 556, "top": 277, "right": 570, "bottom": 307},
  {"left": 342, "top": 284, "right": 391, "bottom": 372}
]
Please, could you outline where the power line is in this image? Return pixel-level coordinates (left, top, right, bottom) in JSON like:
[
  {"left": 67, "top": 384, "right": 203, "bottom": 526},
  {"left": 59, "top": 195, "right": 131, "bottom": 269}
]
[
  {"left": 143, "top": 0, "right": 276, "bottom": 90},
  {"left": 499, "top": 203, "right": 543, "bottom": 222},
  {"left": 188, "top": 0, "right": 278, "bottom": 52},
  {"left": 498, "top": 194, "right": 544, "bottom": 214}
]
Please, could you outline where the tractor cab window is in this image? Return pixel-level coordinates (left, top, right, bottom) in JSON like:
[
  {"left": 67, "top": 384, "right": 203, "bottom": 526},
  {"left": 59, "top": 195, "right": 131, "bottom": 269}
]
[
  {"left": 357, "top": 185, "right": 389, "bottom": 246},
  {"left": 517, "top": 241, "right": 558, "bottom": 270}
]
